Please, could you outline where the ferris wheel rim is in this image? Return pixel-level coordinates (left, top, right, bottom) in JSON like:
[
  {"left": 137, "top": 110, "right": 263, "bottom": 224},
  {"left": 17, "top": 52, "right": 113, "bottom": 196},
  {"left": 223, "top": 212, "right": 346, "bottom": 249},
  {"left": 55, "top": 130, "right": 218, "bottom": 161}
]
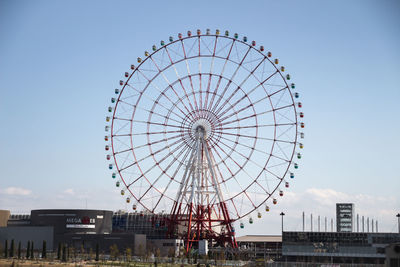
[{"left": 109, "top": 31, "right": 301, "bottom": 223}]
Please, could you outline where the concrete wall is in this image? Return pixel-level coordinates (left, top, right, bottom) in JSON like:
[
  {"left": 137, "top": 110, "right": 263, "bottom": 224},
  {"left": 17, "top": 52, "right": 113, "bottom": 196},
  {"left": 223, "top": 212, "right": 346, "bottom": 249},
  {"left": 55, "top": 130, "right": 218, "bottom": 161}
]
[{"left": 0, "top": 210, "right": 10, "bottom": 227}]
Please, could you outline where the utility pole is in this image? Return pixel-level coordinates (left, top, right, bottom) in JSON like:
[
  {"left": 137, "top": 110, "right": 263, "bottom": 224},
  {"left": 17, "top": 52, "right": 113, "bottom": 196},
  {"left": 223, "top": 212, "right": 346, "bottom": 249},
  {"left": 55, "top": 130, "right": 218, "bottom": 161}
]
[
  {"left": 318, "top": 215, "right": 320, "bottom": 232},
  {"left": 362, "top": 216, "right": 365, "bottom": 232},
  {"left": 396, "top": 213, "right": 400, "bottom": 233},
  {"left": 280, "top": 212, "right": 285, "bottom": 234},
  {"left": 357, "top": 214, "right": 359, "bottom": 232}
]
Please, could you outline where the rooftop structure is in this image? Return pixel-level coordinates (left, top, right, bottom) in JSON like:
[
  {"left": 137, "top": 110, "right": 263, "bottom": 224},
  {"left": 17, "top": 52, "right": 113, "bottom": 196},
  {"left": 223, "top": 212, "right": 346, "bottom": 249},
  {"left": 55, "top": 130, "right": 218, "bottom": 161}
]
[{"left": 336, "top": 203, "right": 354, "bottom": 232}]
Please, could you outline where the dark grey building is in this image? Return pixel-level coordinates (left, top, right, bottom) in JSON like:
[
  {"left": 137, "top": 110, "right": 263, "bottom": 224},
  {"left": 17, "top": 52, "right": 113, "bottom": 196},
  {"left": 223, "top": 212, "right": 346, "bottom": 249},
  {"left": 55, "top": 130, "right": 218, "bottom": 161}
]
[
  {"left": 0, "top": 226, "right": 53, "bottom": 250},
  {"left": 31, "top": 209, "right": 113, "bottom": 235},
  {"left": 0, "top": 209, "right": 148, "bottom": 254}
]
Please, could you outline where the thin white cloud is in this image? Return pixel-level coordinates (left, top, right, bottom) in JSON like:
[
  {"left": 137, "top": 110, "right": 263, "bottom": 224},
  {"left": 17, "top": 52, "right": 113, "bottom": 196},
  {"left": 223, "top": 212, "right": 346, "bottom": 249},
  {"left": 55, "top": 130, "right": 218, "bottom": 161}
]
[
  {"left": 63, "top": 188, "right": 75, "bottom": 195},
  {"left": 1, "top": 187, "right": 32, "bottom": 196}
]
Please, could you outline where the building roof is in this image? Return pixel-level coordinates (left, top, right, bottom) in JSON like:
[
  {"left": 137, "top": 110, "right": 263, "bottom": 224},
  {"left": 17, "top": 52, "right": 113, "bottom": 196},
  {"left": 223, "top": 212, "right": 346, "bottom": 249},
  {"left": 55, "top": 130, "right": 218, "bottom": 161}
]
[{"left": 236, "top": 235, "right": 282, "bottom": 243}]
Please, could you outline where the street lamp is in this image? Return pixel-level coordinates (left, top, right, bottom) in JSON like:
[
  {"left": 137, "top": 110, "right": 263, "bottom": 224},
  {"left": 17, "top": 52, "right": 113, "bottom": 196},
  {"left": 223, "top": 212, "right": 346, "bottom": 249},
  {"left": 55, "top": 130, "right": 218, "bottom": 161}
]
[
  {"left": 280, "top": 212, "right": 285, "bottom": 233},
  {"left": 396, "top": 213, "right": 400, "bottom": 233}
]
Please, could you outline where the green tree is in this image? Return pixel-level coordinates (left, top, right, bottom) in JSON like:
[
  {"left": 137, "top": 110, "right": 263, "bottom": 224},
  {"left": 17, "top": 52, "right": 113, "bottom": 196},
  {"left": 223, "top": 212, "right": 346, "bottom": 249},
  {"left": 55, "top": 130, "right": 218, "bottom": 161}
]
[
  {"left": 30, "top": 241, "right": 34, "bottom": 259},
  {"left": 95, "top": 243, "right": 99, "bottom": 262},
  {"left": 80, "top": 243, "right": 85, "bottom": 260},
  {"left": 26, "top": 241, "right": 30, "bottom": 259},
  {"left": 168, "top": 247, "right": 175, "bottom": 263},
  {"left": 10, "top": 239, "right": 14, "bottom": 258},
  {"left": 125, "top": 247, "right": 132, "bottom": 262},
  {"left": 109, "top": 244, "right": 119, "bottom": 261},
  {"left": 17, "top": 241, "right": 21, "bottom": 259},
  {"left": 57, "top": 243, "right": 62, "bottom": 260},
  {"left": 62, "top": 244, "right": 67, "bottom": 262},
  {"left": 88, "top": 248, "right": 94, "bottom": 261},
  {"left": 137, "top": 244, "right": 145, "bottom": 259},
  {"left": 4, "top": 240, "right": 8, "bottom": 258},
  {"left": 41, "top": 240, "right": 47, "bottom": 258},
  {"left": 155, "top": 248, "right": 161, "bottom": 258}
]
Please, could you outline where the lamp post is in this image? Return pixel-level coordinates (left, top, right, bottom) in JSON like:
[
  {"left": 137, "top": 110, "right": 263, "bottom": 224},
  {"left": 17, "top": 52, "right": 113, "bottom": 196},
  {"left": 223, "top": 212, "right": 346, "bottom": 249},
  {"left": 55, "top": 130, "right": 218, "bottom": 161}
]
[
  {"left": 396, "top": 213, "right": 400, "bottom": 233},
  {"left": 280, "top": 212, "right": 285, "bottom": 234}
]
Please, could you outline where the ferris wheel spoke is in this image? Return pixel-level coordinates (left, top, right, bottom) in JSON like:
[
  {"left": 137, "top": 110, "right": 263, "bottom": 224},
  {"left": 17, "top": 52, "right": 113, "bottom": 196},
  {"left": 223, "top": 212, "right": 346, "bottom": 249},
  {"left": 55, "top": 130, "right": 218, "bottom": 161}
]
[
  {"left": 274, "top": 141, "right": 291, "bottom": 161},
  {"left": 207, "top": 145, "right": 252, "bottom": 208},
  {"left": 218, "top": 131, "right": 294, "bottom": 145},
  {"left": 275, "top": 109, "right": 297, "bottom": 124},
  {"left": 207, "top": 39, "right": 235, "bottom": 111},
  {"left": 218, "top": 135, "right": 271, "bottom": 158},
  {"left": 124, "top": 84, "right": 187, "bottom": 122},
  {"left": 136, "top": 102, "right": 185, "bottom": 125},
  {"left": 203, "top": 36, "right": 218, "bottom": 111},
  {"left": 271, "top": 84, "right": 289, "bottom": 109},
  {"left": 138, "top": 141, "right": 191, "bottom": 203},
  {"left": 212, "top": 141, "right": 247, "bottom": 177},
  {"left": 128, "top": 139, "right": 189, "bottom": 185},
  {"left": 219, "top": 113, "right": 256, "bottom": 126},
  {"left": 210, "top": 46, "right": 252, "bottom": 114},
  {"left": 276, "top": 123, "right": 296, "bottom": 140},
  {"left": 131, "top": 119, "right": 188, "bottom": 130},
  {"left": 121, "top": 138, "right": 184, "bottom": 173},
  {"left": 113, "top": 147, "right": 133, "bottom": 156},
  {"left": 163, "top": 46, "right": 197, "bottom": 115},
  {"left": 214, "top": 56, "right": 265, "bottom": 116},
  {"left": 198, "top": 37, "right": 203, "bottom": 115},
  {"left": 151, "top": 144, "right": 193, "bottom": 212},
  {"left": 267, "top": 160, "right": 290, "bottom": 169},
  {"left": 219, "top": 122, "right": 295, "bottom": 130},
  {"left": 146, "top": 57, "right": 193, "bottom": 117},
  {"left": 137, "top": 134, "right": 182, "bottom": 150},
  {"left": 216, "top": 70, "right": 279, "bottom": 120},
  {"left": 264, "top": 167, "right": 284, "bottom": 180},
  {"left": 218, "top": 95, "right": 267, "bottom": 123},
  {"left": 180, "top": 40, "right": 200, "bottom": 112},
  {"left": 113, "top": 133, "right": 133, "bottom": 137},
  {"left": 132, "top": 129, "right": 184, "bottom": 136},
  {"left": 137, "top": 68, "right": 193, "bottom": 119},
  {"left": 111, "top": 122, "right": 130, "bottom": 136},
  {"left": 220, "top": 104, "right": 295, "bottom": 127},
  {"left": 218, "top": 138, "right": 263, "bottom": 172}
]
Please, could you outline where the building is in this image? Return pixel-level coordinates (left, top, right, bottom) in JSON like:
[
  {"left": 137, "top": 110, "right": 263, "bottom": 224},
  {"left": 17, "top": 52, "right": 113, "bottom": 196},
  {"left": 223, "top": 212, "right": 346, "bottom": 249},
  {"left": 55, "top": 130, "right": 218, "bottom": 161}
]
[
  {"left": 385, "top": 243, "right": 400, "bottom": 266},
  {"left": 336, "top": 203, "right": 354, "bottom": 232},
  {"left": 0, "top": 209, "right": 146, "bottom": 254},
  {"left": 282, "top": 231, "right": 400, "bottom": 264},
  {"left": 112, "top": 211, "right": 169, "bottom": 239},
  {"left": 236, "top": 235, "right": 282, "bottom": 261}
]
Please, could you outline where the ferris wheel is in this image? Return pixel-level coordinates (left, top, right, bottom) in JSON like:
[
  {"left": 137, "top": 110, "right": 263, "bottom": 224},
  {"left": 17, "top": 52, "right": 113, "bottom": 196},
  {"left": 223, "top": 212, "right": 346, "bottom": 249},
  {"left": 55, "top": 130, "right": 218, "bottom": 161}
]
[{"left": 105, "top": 29, "right": 304, "bottom": 249}]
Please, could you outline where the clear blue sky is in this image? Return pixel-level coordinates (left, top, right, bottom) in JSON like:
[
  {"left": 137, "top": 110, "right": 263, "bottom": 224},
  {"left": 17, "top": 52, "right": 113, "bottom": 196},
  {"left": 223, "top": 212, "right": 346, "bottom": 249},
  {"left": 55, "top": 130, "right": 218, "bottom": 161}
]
[{"left": 0, "top": 0, "right": 399, "bottom": 235}]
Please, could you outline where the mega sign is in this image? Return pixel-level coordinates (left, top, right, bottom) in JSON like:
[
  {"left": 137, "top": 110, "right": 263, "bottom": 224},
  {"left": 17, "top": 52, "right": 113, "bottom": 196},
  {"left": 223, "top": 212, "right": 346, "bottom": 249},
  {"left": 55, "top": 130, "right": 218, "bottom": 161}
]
[{"left": 66, "top": 216, "right": 96, "bottom": 229}]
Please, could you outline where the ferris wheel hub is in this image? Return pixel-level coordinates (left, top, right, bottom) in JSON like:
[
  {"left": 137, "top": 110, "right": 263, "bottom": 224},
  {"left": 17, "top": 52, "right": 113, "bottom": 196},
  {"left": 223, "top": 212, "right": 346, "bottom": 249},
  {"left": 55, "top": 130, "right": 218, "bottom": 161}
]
[{"left": 192, "top": 119, "right": 210, "bottom": 140}]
